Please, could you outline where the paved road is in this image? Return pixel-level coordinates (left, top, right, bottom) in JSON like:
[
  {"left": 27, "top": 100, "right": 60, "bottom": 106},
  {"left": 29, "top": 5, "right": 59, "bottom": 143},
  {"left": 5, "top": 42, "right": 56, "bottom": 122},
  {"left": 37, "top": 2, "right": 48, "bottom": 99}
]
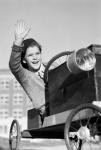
[
  {"left": 19, "top": 139, "right": 101, "bottom": 150},
  {"left": 20, "top": 139, "right": 67, "bottom": 150},
  {"left": 0, "top": 138, "right": 101, "bottom": 150},
  {"left": 21, "top": 145, "right": 67, "bottom": 150}
]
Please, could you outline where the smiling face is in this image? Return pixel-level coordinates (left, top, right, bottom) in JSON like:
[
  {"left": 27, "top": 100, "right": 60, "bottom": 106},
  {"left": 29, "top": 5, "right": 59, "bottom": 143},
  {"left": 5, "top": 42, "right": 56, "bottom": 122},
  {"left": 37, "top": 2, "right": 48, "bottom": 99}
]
[{"left": 24, "top": 46, "right": 42, "bottom": 72}]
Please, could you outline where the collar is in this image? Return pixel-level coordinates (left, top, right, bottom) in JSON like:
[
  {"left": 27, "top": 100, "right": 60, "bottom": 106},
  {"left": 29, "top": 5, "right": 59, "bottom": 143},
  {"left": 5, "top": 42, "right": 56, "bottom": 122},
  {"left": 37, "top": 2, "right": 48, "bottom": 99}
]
[{"left": 35, "top": 63, "right": 45, "bottom": 75}]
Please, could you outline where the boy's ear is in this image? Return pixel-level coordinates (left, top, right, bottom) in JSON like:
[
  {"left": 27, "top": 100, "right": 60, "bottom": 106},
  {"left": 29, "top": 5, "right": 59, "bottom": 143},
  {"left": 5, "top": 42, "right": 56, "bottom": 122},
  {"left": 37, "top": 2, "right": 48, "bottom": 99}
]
[{"left": 23, "top": 58, "right": 27, "bottom": 64}]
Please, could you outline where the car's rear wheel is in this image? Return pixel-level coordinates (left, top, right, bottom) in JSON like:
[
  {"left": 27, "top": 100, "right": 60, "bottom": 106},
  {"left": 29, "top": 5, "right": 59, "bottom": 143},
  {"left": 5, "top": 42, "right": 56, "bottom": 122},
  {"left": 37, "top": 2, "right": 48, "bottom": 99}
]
[{"left": 64, "top": 103, "right": 101, "bottom": 150}]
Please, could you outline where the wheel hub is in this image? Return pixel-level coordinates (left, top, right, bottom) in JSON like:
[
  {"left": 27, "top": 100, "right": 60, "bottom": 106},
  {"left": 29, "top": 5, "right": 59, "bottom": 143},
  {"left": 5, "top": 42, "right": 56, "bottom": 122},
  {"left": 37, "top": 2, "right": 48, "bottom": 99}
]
[{"left": 77, "top": 126, "right": 90, "bottom": 140}]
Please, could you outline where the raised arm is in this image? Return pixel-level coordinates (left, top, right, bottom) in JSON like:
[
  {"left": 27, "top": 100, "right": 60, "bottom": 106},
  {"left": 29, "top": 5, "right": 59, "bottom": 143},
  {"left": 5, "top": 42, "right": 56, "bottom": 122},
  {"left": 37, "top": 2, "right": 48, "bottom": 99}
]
[
  {"left": 9, "top": 20, "right": 30, "bottom": 78},
  {"left": 14, "top": 19, "right": 30, "bottom": 46}
]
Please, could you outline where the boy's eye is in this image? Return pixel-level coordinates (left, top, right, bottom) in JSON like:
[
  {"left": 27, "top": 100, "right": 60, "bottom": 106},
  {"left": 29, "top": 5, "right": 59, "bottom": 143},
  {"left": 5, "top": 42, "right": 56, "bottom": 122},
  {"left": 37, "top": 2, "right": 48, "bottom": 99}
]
[
  {"left": 27, "top": 52, "right": 40, "bottom": 57},
  {"left": 36, "top": 52, "right": 40, "bottom": 55},
  {"left": 28, "top": 54, "right": 33, "bottom": 56}
]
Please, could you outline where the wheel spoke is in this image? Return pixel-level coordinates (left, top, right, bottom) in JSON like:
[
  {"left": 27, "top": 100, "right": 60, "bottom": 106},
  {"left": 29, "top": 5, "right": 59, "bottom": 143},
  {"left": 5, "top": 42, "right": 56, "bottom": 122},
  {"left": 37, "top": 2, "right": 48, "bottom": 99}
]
[
  {"left": 86, "top": 109, "right": 93, "bottom": 126},
  {"left": 95, "top": 115, "right": 101, "bottom": 125},
  {"left": 70, "top": 124, "right": 79, "bottom": 132},
  {"left": 78, "top": 112, "right": 82, "bottom": 127},
  {"left": 64, "top": 103, "right": 101, "bottom": 150}
]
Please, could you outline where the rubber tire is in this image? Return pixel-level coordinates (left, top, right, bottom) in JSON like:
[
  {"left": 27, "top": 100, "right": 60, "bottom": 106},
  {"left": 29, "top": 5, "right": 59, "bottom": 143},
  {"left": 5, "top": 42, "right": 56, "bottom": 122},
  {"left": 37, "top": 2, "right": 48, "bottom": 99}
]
[
  {"left": 9, "top": 119, "right": 21, "bottom": 150},
  {"left": 64, "top": 103, "right": 101, "bottom": 150}
]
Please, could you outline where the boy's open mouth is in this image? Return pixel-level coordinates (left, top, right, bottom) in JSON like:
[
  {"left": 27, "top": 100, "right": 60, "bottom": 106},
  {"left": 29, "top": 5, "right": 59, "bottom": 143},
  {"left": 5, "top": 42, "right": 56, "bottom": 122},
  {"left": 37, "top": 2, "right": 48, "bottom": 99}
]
[{"left": 32, "top": 61, "right": 39, "bottom": 64}]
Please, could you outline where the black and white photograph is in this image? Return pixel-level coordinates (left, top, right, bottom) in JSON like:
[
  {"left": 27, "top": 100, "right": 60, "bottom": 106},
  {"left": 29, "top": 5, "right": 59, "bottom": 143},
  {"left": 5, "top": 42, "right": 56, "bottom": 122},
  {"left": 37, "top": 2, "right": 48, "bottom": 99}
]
[{"left": 0, "top": 0, "right": 101, "bottom": 150}]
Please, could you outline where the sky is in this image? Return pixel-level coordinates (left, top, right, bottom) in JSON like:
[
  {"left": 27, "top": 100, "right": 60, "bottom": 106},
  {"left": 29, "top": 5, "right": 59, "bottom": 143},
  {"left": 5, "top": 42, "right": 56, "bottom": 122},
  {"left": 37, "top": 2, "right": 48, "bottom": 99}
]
[{"left": 0, "top": 0, "right": 101, "bottom": 69}]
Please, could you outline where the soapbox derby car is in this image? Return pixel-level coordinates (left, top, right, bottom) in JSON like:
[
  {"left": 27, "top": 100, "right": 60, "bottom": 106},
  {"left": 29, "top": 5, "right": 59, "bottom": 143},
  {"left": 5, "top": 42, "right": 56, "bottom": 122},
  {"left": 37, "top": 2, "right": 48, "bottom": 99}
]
[{"left": 9, "top": 44, "right": 101, "bottom": 150}]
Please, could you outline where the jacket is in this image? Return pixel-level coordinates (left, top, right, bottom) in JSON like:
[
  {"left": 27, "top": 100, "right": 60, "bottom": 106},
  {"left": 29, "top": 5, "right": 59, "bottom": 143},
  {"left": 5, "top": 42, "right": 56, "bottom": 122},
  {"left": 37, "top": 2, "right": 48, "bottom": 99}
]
[{"left": 9, "top": 45, "right": 45, "bottom": 109}]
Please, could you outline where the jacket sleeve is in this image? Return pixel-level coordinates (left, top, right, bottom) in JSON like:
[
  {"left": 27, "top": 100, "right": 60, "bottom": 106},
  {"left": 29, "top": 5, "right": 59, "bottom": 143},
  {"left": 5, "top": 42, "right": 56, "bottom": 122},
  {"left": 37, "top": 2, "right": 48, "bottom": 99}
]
[{"left": 9, "top": 44, "right": 28, "bottom": 82}]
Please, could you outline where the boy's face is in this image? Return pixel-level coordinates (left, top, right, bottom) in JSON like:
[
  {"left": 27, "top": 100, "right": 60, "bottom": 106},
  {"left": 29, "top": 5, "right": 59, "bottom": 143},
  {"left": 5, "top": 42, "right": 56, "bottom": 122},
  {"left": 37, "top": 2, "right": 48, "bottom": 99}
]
[{"left": 24, "top": 46, "right": 42, "bottom": 71}]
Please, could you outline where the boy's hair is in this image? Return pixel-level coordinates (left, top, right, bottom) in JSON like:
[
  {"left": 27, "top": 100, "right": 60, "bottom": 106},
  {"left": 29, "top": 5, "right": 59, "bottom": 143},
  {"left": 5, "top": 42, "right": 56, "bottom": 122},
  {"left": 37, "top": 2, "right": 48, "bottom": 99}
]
[{"left": 21, "top": 38, "right": 42, "bottom": 68}]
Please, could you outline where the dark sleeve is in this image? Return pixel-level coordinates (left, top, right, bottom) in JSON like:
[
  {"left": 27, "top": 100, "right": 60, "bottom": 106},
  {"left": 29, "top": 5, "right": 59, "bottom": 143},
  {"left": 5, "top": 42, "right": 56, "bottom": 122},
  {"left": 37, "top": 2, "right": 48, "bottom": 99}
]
[{"left": 9, "top": 44, "right": 28, "bottom": 82}]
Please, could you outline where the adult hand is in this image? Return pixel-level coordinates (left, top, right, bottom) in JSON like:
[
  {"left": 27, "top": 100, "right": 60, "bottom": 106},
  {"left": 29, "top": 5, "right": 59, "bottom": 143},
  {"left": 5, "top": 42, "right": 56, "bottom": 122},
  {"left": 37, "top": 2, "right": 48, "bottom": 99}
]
[{"left": 14, "top": 19, "right": 30, "bottom": 46}]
